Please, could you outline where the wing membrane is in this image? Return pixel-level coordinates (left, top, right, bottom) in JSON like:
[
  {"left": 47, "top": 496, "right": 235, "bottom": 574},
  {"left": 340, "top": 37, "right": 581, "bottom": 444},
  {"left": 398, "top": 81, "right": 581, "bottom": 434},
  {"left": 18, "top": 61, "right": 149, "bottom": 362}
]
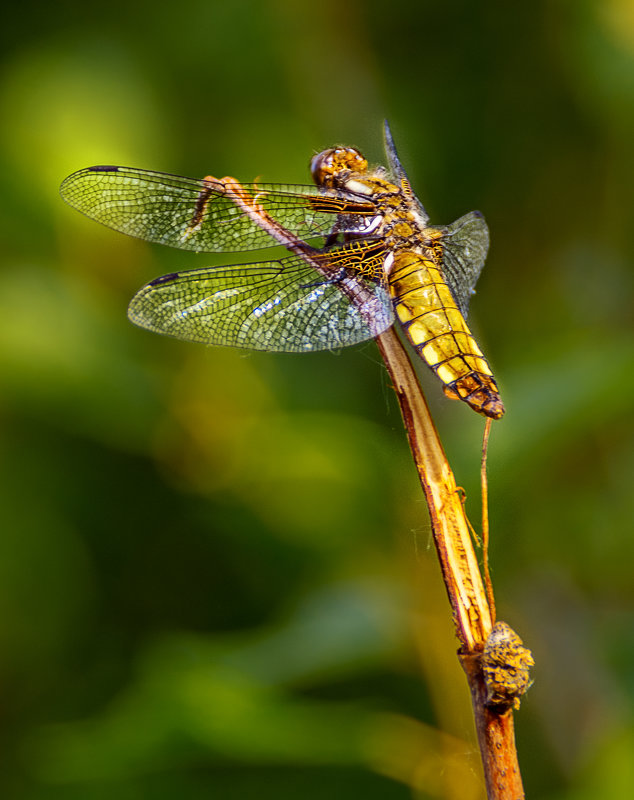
[
  {"left": 60, "top": 166, "right": 378, "bottom": 254},
  {"left": 128, "top": 252, "right": 394, "bottom": 352},
  {"left": 439, "top": 211, "right": 490, "bottom": 316}
]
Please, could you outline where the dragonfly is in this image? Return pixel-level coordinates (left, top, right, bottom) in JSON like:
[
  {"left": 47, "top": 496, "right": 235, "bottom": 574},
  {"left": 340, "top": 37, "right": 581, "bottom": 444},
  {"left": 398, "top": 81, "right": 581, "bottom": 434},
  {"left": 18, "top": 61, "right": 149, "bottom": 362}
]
[{"left": 60, "top": 121, "right": 504, "bottom": 419}]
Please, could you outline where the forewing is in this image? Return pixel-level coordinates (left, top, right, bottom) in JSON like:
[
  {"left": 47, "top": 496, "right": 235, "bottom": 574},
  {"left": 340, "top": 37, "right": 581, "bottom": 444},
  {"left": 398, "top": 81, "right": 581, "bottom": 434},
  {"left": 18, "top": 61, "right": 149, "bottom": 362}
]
[
  {"left": 60, "top": 166, "right": 377, "bottom": 253},
  {"left": 440, "top": 211, "right": 490, "bottom": 316},
  {"left": 128, "top": 254, "right": 394, "bottom": 352}
]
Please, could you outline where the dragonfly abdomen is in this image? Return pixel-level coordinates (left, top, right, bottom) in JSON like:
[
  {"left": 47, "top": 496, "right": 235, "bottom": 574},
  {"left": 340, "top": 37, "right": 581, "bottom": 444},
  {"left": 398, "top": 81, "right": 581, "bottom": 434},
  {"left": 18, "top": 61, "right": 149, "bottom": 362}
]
[{"left": 389, "top": 253, "right": 505, "bottom": 419}]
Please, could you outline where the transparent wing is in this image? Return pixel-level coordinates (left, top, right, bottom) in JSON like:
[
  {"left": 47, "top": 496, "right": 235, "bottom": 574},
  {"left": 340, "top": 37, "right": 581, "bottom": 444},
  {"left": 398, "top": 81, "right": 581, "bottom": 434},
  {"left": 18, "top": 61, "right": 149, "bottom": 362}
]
[
  {"left": 60, "top": 166, "right": 378, "bottom": 254},
  {"left": 128, "top": 251, "right": 394, "bottom": 352},
  {"left": 439, "top": 211, "right": 490, "bottom": 316},
  {"left": 383, "top": 120, "right": 429, "bottom": 224}
]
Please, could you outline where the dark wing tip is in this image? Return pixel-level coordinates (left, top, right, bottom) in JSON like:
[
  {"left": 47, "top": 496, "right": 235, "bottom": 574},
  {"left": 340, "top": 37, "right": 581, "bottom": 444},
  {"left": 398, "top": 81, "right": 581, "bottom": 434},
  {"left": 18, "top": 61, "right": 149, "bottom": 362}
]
[
  {"left": 148, "top": 272, "right": 180, "bottom": 286},
  {"left": 60, "top": 165, "right": 121, "bottom": 193},
  {"left": 87, "top": 165, "right": 121, "bottom": 172}
]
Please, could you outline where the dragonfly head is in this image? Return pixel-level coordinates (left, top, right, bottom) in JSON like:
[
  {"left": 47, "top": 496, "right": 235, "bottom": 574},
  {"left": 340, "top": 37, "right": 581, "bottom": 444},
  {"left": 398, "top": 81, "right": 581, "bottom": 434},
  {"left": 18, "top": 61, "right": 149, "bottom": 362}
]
[{"left": 310, "top": 146, "right": 368, "bottom": 190}]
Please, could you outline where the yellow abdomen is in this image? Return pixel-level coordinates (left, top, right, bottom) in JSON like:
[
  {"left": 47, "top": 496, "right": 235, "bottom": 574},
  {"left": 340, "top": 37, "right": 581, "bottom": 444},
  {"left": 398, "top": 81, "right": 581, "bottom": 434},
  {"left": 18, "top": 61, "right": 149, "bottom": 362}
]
[{"left": 389, "top": 252, "right": 505, "bottom": 419}]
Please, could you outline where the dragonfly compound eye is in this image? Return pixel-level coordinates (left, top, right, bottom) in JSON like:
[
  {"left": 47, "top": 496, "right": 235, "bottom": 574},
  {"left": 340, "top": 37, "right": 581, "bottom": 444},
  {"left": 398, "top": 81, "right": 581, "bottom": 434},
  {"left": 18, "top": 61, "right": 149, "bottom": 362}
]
[{"left": 310, "top": 147, "right": 368, "bottom": 188}]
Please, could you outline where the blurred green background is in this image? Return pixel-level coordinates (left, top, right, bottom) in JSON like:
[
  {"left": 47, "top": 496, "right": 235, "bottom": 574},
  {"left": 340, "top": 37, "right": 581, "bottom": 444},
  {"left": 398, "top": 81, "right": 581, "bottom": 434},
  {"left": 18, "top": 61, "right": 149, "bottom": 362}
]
[{"left": 1, "top": 0, "right": 633, "bottom": 797}]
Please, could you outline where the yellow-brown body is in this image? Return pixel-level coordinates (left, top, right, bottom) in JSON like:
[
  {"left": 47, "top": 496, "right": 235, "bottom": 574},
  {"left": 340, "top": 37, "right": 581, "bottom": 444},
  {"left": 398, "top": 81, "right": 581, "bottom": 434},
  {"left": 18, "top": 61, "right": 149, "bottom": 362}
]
[
  {"left": 311, "top": 146, "right": 504, "bottom": 419},
  {"left": 389, "top": 250, "right": 504, "bottom": 419}
]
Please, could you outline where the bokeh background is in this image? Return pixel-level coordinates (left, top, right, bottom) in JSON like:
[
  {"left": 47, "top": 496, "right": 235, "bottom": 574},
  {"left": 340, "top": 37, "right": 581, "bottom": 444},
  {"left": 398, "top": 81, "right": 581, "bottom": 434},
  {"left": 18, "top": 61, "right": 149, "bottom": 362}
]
[{"left": 1, "top": 1, "right": 633, "bottom": 797}]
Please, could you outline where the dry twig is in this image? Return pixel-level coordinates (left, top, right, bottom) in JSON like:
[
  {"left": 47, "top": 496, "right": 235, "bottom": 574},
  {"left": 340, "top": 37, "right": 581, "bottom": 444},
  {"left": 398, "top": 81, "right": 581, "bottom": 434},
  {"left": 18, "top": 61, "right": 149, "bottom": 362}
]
[{"left": 376, "top": 327, "right": 528, "bottom": 800}]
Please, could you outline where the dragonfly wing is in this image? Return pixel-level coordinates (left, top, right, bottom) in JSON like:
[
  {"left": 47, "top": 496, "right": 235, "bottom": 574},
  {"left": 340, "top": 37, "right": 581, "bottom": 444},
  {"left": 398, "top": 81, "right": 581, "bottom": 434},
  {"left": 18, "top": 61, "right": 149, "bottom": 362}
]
[
  {"left": 60, "top": 166, "right": 377, "bottom": 253},
  {"left": 128, "top": 254, "right": 394, "bottom": 352},
  {"left": 440, "top": 211, "right": 490, "bottom": 316},
  {"left": 383, "top": 121, "right": 429, "bottom": 224}
]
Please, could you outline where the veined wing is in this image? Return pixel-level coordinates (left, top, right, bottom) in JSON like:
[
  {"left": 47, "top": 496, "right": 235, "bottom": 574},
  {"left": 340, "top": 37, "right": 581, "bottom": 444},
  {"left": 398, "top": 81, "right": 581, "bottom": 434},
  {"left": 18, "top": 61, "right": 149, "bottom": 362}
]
[
  {"left": 438, "top": 211, "right": 490, "bottom": 316},
  {"left": 128, "top": 248, "right": 394, "bottom": 352},
  {"left": 60, "top": 166, "right": 379, "bottom": 254}
]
